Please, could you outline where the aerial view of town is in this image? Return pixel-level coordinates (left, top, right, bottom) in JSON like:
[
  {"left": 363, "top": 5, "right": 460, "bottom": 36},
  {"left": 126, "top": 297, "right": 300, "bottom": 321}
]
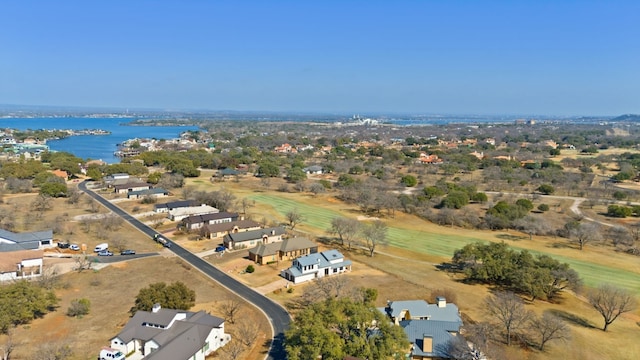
[{"left": 1, "top": 1, "right": 639, "bottom": 360}]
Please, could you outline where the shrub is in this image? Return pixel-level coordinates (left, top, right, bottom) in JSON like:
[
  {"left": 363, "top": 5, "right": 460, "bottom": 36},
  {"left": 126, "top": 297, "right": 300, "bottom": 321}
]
[
  {"left": 287, "top": 287, "right": 295, "bottom": 293},
  {"left": 67, "top": 298, "right": 91, "bottom": 317},
  {"left": 537, "top": 204, "right": 550, "bottom": 212},
  {"left": 245, "top": 265, "right": 255, "bottom": 273}
]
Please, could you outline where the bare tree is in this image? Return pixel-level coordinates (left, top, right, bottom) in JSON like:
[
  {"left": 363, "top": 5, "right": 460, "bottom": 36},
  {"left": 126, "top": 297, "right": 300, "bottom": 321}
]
[
  {"left": 221, "top": 300, "right": 242, "bottom": 324},
  {"left": 65, "top": 187, "right": 82, "bottom": 205},
  {"left": 529, "top": 312, "right": 570, "bottom": 351},
  {"left": 360, "top": 220, "right": 388, "bottom": 257},
  {"left": 315, "top": 276, "right": 350, "bottom": 299},
  {"left": 31, "top": 194, "right": 52, "bottom": 219},
  {"left": 588, "top": 284, "right": 637, "bottom": 331},
  {"left": 0, "top": 326, "right": 16, "bottom": 360},
  {"left": 239, "top": 197, "right": 255, "bottom": 216},
  {"left": 570, "top": 222, "right": 602, "bottom": 250},
  {"left": 236, "top": 318, "right": 259, "bottom": 347},
  {"left": 74, "top": 254, "right": 93, "bottom": 272},
  {"left": 32, "top": 342, "right": 73, "bottom": 360},
  {"left": 219, "top": 340, "right": 244, "bottom": 360},
  {"left": 36, "top": 265, "right": 60, "bottom": 290},
  {"left": 327, "top": 217, "right": 360, "bottom": 249},
  {"left": 485, "top": 291, "right": 531, "bottom": 346},
  {"left": 285, "top": 208, "right": 304, "bottom": 230},
  {"left": 308, "top": 183, "right": 326, "bottom": 196}
]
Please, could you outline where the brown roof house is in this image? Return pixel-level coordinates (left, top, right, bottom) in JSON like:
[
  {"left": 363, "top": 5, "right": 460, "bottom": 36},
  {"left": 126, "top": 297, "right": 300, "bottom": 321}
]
[
  {"left": 223, "top": 226, "right": 286, "bottom": 250},
  {"left": 202, "top": 219, "right": 262, "bottom": 239},
  {"left": 249, "top": 236, "right": 318, "bottom": 265},
  {"left": 0, "top": 249, "right": 44, "bottom": 282},
  {"left": 107, "top": 304, "right": 230, "bottom": 360}
]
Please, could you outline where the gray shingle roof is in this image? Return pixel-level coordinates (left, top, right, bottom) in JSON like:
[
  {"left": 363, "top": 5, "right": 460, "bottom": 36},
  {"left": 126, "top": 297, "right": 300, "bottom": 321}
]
[
  {"left": 249, "top": 237, "right": 317, "bottom": 257},
  {"left": 154, "top": 200, "right": 198, "bottom": 211},
  {"left": 223, "top": 226, "right": 285, "bottom": 243},
  {"left": 181, "top": 212, "right": 239, "bottom": 225},
  {"left": 204, "top": 219, "right": 260, "bottom": 234}
]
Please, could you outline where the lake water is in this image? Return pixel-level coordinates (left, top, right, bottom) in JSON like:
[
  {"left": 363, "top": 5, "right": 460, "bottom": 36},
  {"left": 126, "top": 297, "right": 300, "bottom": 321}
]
[{"left": 0, "top": 118, "right": 199, "bottom": 164}]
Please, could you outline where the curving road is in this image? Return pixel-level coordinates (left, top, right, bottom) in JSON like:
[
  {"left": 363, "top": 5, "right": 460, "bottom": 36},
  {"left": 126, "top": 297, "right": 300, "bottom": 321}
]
[{"left": 79, "top": 181, "right": 290, "bottom": 359}]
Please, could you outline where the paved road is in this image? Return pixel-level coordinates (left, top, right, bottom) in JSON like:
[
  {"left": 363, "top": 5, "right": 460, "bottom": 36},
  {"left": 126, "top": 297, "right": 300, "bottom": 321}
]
[{"left": 79, "top": 181, "right": 290, "bottom": 359}]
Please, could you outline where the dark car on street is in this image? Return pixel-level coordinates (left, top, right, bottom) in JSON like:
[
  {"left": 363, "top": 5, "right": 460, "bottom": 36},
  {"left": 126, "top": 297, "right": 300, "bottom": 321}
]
[{"left": 120, "top": 249, "right": 136, "bottom": 255}]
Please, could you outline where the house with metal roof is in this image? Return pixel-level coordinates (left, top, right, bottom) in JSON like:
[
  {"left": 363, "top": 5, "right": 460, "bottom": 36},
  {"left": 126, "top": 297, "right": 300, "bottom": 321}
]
[
  {"left": 127, "top": 187, "right": 170, "bottom": 200},
  {"left": 381, "top": 298, "right": 462, "bottom": 326},
  {"left": 108, "top": 304, "right": 230, "bottom": 360},
  {"left": 168, "top": 205, "right": 219, "bottom": 222},
  {"left": 281, "top": 249, "right": 352, "bottom": 284},
  {"left": 222, "top": 226, "right": 286, "bottom": 250},
  {"left": 179, "top": 212, "right": 240, "bottom": 231},
  {"left": 248, "top": 236, "right": 318, "bottom": 265},
  {"left": 154, "top": 200, "right": 199, "bottom": 213}
]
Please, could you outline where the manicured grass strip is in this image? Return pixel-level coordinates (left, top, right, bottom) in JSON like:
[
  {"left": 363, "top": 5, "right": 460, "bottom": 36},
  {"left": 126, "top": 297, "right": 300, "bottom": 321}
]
[{"left": 248, "top": 194, "right": 640, "bottom": 294}]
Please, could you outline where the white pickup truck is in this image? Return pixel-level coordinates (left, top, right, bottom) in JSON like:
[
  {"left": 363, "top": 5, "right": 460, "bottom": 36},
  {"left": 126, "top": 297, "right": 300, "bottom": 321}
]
[{"left": 98, "top": 347, "right": 125, "bottom": 360}]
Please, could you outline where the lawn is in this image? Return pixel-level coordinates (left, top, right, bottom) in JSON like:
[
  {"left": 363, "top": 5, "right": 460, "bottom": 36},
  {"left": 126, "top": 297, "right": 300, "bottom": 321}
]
[{"left": 247, "top": 192, "right": 640, "bottom": 294}]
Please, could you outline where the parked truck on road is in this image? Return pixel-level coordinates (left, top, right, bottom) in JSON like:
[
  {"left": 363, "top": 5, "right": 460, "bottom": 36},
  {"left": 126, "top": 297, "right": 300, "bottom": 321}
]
[{"left": 153, "top": 234, "right": 172, "bottom": 248}]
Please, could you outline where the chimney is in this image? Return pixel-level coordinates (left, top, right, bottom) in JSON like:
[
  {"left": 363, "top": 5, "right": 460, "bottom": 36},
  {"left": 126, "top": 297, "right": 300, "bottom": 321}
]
[
  {"left": 422, "top": 334, "right": 433, "bottom": 353},
  {"left": 436, "top": 296, "right": 446, "bottom": 308},
  {"left": 152, "top": 303, "right": 161, "bottom": 313}
]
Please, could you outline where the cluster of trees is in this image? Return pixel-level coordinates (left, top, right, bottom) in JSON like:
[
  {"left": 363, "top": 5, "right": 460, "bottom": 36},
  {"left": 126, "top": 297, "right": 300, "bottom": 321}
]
[
  {"left": 285, "top": 293, "right": 408, "bottom": 359},
  {"left": 0, "top": 280, "right": 58, "bottom": 333},
  {"left": 328, "top": 217, "right": 388, "bottom": 256},
  {"left": 452, "top": 242, "right": 581, "bottom": 301},
  {"left": 130, "top": 281, "right": 196, "bottom": 315}
]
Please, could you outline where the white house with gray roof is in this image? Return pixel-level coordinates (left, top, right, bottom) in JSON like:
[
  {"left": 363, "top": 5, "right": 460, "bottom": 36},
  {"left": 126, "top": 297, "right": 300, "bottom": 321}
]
[
  {"left": 108, "top": 304, "right": 230, "bottom": 360},
  {"left": 281, "top": 249, "right": 352, "bottom": 284},
  {"left": 0, "top": 229, "right": 54, "bottom": 251}
]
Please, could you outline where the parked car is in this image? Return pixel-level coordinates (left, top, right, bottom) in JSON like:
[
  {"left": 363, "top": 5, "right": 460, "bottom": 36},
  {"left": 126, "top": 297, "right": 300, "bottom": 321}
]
[
  {"left": 69, "top": 244, "right": 80, "bottom": 251},
  {"left": 99, "top": 347, "right": 125, "bottom": 360},
  {"left": 120, "top": 249, "right": 136, "bottom": 255},
  {"left": 215, "top": 246, "right": 226, "bottom": 252},
  {"left": 57, "top": 242, "right": 70, "bottom": 249},
  {"left": 94, "top": 243, "right": 109, "bottom": 252},
  {"left": 97, "top": 250, "right": 113, "bottom": 256}
]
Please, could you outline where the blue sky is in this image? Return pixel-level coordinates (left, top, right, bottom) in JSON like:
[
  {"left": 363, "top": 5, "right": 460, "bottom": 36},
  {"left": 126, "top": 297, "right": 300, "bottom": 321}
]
[{"left": 1, "top": 1, "right": 638, "bottom": 116}]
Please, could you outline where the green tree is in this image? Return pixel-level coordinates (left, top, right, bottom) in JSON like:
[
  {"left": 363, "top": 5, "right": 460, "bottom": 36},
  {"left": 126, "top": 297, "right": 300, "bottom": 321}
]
[
  {"left": 285, "top": 297, "right": 408, "bottom": 360},
  {"left": 0, "top": 280, "right": 58, "bottom": 333},
  {"left": 257, "top": 161, "right": 280, "bottom": 177},
  {"left": 537, "top": 204, "right": 550, "bottom": 212},
  {"left": 131, "top": 281, "right": 196, "bottom": 315},
  {"left": 400, "top": 174, "right": 418, "bottom": 187},
  {"left": 515, "top": 198, "right": 534, "bottom": 212},
  {"left": 286, "top": 167, "right": 307, "bottom": 183},
  {"left": 441, "top": 190, "right": 469, "bottom": 209},
  {"left": 537, "top": 184, "right": 555, "bottom": 195},
  {"left": 471, "top": 192, "right": 488, "bottom": 203},
  {"left": 39, "top": 182, "right": 69, "bottom": 197}
]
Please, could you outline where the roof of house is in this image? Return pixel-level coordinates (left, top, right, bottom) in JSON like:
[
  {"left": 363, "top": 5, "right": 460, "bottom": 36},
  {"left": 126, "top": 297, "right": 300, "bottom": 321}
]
[
  {"left": 249, "top": 237, "right": 317, "bottom": 257},
  {"left": 0, "top": 229, "right": 53, "bottom": 250},
  {"left": 218, "top": 168, "right": 240, "bottom": 176},
  {"left": 128, "top": 188, "right": 168, "bottom": 196},
  {"left": 154, "top": 200, "right": 198, "bottom": 211},
  {"left": 303, "top": 165, "right": 323, "bottom": 172},
  {"left": 204, "top": 219, "right": 261, "bottom": 234},
  {"left": 381, "top": 300, "right": 462, "bottom": 323},
  {"left": 400, "top": 319, "right": 461, "bottom": 358},
  {"left": 286, "top": 250, "right": 352, "bottom": 277},
  {"left": 0, "top": 249, "right": 43, "bottom": 272},
  {"left": 181, "top": 212, "right": 239, "bottom": 225},
  {"left": 113, "top": 308, "right": 224, "bottom": 360},
  {"left": 168, "top": 205, "right": 219, "bottom": 218},
  {"left": 113, "top": 182, "right": 152, "bottom": 190},
  {"left": 224, "top": 226, "right": 286, "bottom": 243}
]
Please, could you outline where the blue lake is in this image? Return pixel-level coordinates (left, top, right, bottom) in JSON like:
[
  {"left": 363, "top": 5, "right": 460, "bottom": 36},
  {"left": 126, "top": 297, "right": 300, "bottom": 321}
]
[{"left": 0, "top": 118, "right": 199, "bottom": 164}]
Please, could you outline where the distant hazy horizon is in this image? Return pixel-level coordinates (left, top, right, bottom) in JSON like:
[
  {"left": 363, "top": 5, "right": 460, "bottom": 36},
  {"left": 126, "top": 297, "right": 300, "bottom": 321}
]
[{"left": 2, "top": 1, "right": 638, "bottom": 116}]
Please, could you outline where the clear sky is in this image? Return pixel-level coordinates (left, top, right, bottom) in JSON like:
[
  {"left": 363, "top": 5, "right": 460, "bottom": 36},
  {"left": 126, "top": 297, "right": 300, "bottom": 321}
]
[{"left": 1, "top": 0, "right": 638, "bottom": 116}]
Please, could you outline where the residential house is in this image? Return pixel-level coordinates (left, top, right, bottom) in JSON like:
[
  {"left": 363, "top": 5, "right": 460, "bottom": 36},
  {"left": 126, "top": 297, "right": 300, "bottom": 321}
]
[
  {"left": 179, "top": 212, "right": 240, "bottom": 231},
  {"left": 417, "top": 153, "right": 443, "bottom": 164},
  {"left": 51, "top": 169, "right": 69, "bottom": 180},
  {"left": 544, "top": 140, "right": 559, "bottom": 149},
  {"left": 302, "top": 165, "right": 324, "bottom": 175},
  {"left": 113, "top": 182, "right": 152, "bottom": 194},
  {"left": 281, "top": 249, "right": 352, "bottom": 284},
  {"left": 168, "top": 205, "right": 219, "bottom": 222},
  {"left": 154, "top": 200, "right": 199, "bottom": 213},
  {"left": 0, "top": 249, "right": 44, "bottom": 282},
  {"left": 0, "top": 229, "right": 54, "bottom": 250},
  {"left": 202, "top": 219, "right": 262, "bottom": 239},
  {"left": 127, "top": 188, "right": 170, "bottom": 200},
  {"left": 275, "top": 143, "right": 296, "bottom": 153},
  {"left": 108, "top": 304, "right": 230, "bottom": 360},
  {"left": 223, "top": 226, "right": 286, "bottom": 250},
  {"left": 249, "top": 237, "right": 318, "bottom": 265},
  {"left": 379, "top": 298, "right": 465, "bottom": 360},
  {"left": 469, "top": 151, "right": 484, "bottom": 160}
]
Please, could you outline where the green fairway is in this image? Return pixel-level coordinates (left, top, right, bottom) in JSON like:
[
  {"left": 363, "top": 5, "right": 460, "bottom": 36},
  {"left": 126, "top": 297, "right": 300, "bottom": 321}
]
[{"left": 248, "top": 193, "right": 640, "bottom": 294}]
